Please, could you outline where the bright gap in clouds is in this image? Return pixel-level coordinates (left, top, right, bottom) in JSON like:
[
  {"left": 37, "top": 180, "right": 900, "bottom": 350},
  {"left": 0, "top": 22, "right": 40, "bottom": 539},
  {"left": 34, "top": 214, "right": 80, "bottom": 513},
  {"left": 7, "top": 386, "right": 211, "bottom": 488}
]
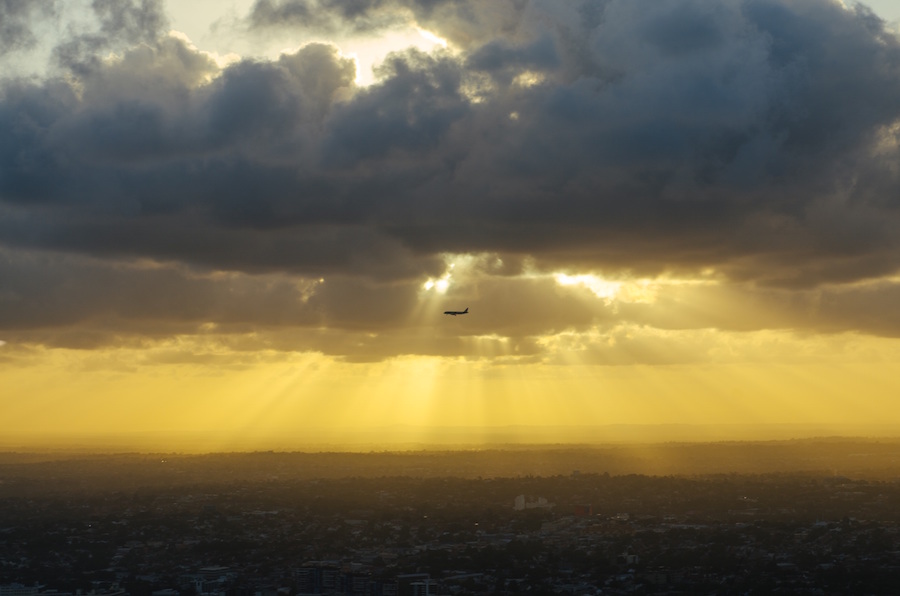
[
  {"left": 341, "top": 27, "right": 450, "bottom": 86},
  {"left": 555, "top": 273, "right": 623, "bottom": 303},
  {"left": 416, "top": 27, "right": 448, "bottom": 48},
  {"left": 268, "top": 27, "right": 447, "bottom": 87},
  {"left": 275, "top": 26, "right": 451, "bottom": 87},
  {"left": 168, "top": 30, "right": 241, "bottom": 70},
  {"left": 164, "top": 0, "right": 451, "bottom": 87},
  {"left": 424, "top": 264, "right": 453, "bottom": 294},
  {"left": 422, "top": 254, "right": 481, "bottom": 294},
  {"left": 554, "top": 272, "right": 720, "bottom": 304}
]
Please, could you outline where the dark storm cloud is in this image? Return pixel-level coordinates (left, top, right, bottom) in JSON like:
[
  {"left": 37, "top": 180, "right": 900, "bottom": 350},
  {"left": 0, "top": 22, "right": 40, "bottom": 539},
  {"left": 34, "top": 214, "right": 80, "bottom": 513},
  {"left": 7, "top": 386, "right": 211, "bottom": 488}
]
[
  {"left": 4, "top": 0, "right": 900, "bottom": 355},
  {"left": 322, "top": 50, "right": 470, "bottom": 166},
  {"left": 0, "top": 248, "right": 320, "bottom": 332}
]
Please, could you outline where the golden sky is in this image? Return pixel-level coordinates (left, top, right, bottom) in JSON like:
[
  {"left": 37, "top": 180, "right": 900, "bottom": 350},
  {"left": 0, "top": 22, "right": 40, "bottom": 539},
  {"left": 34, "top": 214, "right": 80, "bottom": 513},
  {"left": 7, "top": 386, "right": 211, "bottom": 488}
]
[{"left": 3, "top": 0, "right": 900, "bottom": 450}]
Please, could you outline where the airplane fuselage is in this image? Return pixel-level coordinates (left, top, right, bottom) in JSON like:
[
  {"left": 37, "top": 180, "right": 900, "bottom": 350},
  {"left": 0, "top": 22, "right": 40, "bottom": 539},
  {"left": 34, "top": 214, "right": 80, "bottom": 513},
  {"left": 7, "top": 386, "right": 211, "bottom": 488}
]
[{"left": 444, "top": 307, "right": 468, "bottom": 316}]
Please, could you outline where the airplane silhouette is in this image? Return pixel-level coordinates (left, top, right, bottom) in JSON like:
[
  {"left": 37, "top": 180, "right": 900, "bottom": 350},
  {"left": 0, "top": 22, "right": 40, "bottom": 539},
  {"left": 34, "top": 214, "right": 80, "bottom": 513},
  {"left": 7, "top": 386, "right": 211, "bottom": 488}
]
[{"left": 444, "top": 307, "right": 468, "bottom": 316}]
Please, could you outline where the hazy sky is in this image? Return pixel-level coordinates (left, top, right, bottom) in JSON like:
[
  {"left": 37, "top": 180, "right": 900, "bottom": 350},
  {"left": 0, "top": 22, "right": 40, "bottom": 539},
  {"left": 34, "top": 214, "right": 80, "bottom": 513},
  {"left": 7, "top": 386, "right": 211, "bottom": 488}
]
[{"left": 3, "top": 0, "right": 900, "bottom": 449}]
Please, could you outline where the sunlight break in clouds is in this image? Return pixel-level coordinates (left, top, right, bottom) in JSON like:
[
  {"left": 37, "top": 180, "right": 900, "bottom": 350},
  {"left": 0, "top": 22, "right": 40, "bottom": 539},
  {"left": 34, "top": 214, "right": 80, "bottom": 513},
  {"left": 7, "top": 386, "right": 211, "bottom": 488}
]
[
  {"left": 555, "top": 274, "right": 626, "bottom": 304},
  {"left": 554, "top": 273, "right": 720, "bottom": 304},
  {"left": 423, "top": 272, "right": 451, "bottom": 293}
]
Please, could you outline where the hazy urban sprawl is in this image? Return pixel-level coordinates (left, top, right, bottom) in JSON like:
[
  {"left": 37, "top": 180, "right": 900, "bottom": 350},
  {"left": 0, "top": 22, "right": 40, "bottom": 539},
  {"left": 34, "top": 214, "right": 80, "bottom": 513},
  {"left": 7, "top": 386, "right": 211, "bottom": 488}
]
[{"left": 3, "top": 439, "right": 900, "bottom": 594}]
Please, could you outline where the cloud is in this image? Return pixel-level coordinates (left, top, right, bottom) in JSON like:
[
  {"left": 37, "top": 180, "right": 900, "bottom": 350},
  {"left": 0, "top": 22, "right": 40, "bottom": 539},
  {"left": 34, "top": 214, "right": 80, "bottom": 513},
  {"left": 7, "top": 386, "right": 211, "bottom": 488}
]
[
  {"left": 247, "top": 0, "right": 405, "bottom": 34},
  {"left": 3, "top": 0, "right": 900, "bottom": 359},
  {"left": 52, "top": 0, "right": 169, "bottom": 75},
  {"left": 245, "top": 0, "right": 530, "bottom": 46},
  {"left": 8, "top": 243, "right": 900, "bottom": 366},
  {"left": 0, "top": 0, "right": 56, "bottom": 55}
]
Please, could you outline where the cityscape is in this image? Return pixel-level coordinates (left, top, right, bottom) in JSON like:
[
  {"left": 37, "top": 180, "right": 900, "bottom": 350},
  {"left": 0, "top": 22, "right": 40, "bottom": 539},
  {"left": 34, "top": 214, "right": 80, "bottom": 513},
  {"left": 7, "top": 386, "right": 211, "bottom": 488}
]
[{"left": 3, "top": 441, "right": 900, "bottom": 594}]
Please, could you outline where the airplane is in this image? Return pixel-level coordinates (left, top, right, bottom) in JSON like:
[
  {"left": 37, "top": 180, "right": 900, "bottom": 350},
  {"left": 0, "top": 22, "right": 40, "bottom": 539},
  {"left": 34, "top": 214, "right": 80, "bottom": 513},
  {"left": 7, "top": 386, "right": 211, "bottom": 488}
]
[{"left": 444, "top": 307, "right": 468, "bottom": 316}]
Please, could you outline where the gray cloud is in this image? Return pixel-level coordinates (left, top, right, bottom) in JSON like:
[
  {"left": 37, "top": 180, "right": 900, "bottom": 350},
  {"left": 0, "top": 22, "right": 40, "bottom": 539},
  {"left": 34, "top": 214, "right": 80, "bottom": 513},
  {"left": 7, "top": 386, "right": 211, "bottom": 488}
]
[
  {"left": 322, "top": 50, "right": 469, "bottom": 166},
  {"left": 3, "top": 0, "right": 900, "bottom": 356},
  {"left": 248, "top": 0, "right": 403, "bottom": 34},
  {"left": 52, "top": 0, "right": 169, "bottom": 76},
  {"left": 9, "top": 243, "right": 900, "bottom": 365},
  {"left": 0, "top": 0, "right": 56, "bottom": 55},
  {"left": 246, "top": 0, "right": 528, "bottom": 47}
]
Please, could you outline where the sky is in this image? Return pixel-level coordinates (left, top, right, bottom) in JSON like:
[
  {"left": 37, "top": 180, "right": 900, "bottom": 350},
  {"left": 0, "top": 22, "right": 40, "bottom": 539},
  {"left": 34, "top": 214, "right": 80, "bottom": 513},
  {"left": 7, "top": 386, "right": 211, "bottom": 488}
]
[{"left": 3, "top": 0, "right": 900, "bottom": 450}]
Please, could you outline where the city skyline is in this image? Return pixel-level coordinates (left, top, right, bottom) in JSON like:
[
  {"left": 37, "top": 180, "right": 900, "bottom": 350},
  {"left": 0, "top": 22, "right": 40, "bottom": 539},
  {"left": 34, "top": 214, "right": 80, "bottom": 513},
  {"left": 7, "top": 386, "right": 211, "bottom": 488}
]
[{"left": 4, "top": 0, "right": 900, "bottom": 450}]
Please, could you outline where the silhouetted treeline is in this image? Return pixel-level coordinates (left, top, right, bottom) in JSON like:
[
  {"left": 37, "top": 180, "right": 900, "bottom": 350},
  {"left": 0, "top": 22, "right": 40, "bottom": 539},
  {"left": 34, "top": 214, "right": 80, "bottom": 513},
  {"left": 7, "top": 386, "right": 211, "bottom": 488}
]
[{"left": 1, "top": 438, "right": 900, "bottom": 496}]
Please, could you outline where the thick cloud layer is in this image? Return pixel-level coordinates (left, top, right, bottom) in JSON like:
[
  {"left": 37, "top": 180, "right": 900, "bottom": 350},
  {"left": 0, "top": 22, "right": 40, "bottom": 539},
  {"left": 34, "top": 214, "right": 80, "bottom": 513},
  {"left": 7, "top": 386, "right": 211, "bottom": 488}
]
[{"left": 3, "top": 0, "right": 900, "bottom": 359}]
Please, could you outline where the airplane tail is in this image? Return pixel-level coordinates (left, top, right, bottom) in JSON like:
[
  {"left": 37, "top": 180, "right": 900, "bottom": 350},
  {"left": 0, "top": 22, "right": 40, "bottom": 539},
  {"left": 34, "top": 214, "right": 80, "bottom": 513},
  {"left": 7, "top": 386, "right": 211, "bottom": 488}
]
[{"left": 464, "top": 307, "right": 468, "bottom": 313}]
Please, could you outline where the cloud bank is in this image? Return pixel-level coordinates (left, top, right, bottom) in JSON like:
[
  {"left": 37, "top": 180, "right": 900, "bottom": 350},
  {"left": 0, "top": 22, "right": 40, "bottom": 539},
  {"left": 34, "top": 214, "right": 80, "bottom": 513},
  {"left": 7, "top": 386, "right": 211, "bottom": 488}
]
[{"left": 2, "top": 0, "right": 900, "bottom": 362}]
